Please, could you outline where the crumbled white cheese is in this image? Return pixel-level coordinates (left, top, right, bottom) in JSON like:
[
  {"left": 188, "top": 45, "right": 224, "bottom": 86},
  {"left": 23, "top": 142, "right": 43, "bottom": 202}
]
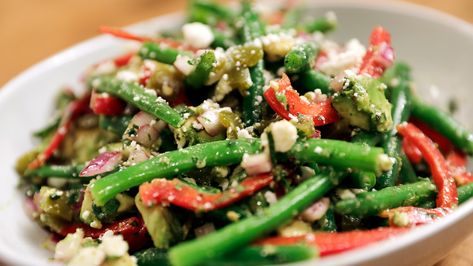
[
  {"left": 270, "top": 120, "right": 298, "bottom": 152},
  {"left": 197, "top": 110, "right": 224, "bottom": 136},
  {"left": 68, "top": 247, "right": 106, "bottom": 266},
  {"left": 318, "top": 38, "right": 366, "bottom": 76},
  {"left": 54, "top": 229, "right": 84, "bottom": 262},
  {"left": 174, "top": 55, "right": 195, "bottom": 76},
  {"left": 182, "top": 22, "right": 214, "bottom": 49},
  {"left": 237, "top": 128, "right": 253, "bottom": 139},
  {"left": 99, "top": 231, "right": 129, "bottom": 258},
  {"left": 241, "top": 152, "right": 272, "bottom": 175},
  {"left": 116, "top": 70, "right": 138, "bottom": 82}
]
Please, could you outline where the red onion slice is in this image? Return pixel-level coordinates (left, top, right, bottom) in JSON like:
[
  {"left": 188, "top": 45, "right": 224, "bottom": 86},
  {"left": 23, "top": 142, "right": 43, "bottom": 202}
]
[
  {"left": 135, "top": 125, "right": 159, "bottom": 147},
  {"left": 131, "top": 111, "right": 155, "bottom": 127},
  {"left": 79, "top": 151, "right": 122, "bottom": 177},
  {"left": 301, "top": 197, "right": 330, "bottom": 222}
]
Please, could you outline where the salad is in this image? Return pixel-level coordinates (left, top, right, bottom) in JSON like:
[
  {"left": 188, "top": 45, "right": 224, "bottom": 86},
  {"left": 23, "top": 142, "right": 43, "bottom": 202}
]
[{"left": 14, "top": 1, "right": 473, "bottom": 266}]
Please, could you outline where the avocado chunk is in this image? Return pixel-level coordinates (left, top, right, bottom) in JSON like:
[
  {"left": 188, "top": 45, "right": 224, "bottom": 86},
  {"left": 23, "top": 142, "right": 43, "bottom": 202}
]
[
  {"left": 135, "top": 195, "right": 184, "bottom": 248},
  {"left": 332, "top": 76, "right": 393, "bottom": 132}
]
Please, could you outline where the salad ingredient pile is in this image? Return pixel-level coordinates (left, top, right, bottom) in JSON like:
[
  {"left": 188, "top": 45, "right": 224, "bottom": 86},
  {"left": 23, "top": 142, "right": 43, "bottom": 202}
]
[{"left": 15, "top": 1, "right": 473, "bottom": 265}]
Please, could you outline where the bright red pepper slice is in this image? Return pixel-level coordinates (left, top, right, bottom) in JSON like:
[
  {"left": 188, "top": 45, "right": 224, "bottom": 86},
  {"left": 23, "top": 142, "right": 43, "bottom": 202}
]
[
  {"left": 397, "top": 123, "right": 458, "bottom": 208},
  {"left": 90, "top": 90, "right": 126, "bottom": 116},
  {"left": 139, "top": 173, "right": 273, "bottom": 212},
  {"left": 100, "top": 26, "right": 197, "bottom": 52},
  {"left": 380, "top": 206, "right": 450, "bottom": 227},
  {"left": 402, "top": 138, "right": 423, "bottom": 164},
  {"left": 410, "top": 118, "right": 454, "bottom": 153},
  {"left": 358, "top": 27, "right": 394, "bottom": 78},
  {"left": 113, "top": 52, "right": 135, "bottom": 68},
  {"left": 60, "top": 216, "right": 150, "bottom": 252},
  {"left": 28, "top": 93, "right": 91, "bottom": 169},
  {"left": 263, "top": 74, "right": 339, "bottom": 126},
  {"left": 255, "top": 227, "right": 407, "bottom": 257},
  {"left": 446, "top": 150, "right": 473, "bottom": 185}
]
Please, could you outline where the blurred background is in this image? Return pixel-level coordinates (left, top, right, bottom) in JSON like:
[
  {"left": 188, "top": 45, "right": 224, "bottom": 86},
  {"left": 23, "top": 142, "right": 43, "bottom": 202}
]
[
  {"left": 1, "top": 0, "right": 473, "bottom": 265},
  {"left": 1, "top": 0, "right": 473, "bottom": 87}
]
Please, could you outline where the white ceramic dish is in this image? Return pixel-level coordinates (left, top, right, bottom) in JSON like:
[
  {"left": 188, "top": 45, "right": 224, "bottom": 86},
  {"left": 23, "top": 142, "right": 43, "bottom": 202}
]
[{"left": 2, "top": 1, "right": 473, "bottom": 265}]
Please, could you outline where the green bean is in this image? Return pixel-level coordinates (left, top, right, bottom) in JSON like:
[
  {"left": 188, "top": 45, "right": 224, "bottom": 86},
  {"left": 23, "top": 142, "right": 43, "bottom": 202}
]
[
  {"left": 243, "top": 61, "right": 265, "bottom": 126},
  {"left": 98, "top": 115, "right": 132, "bottom": 136},
  {"left": 189, "top": 0, "right": 234, "bottom": 25},
  {"left": 25, "top": 164, "right": 85, "bottom": 179},
  {"left": 414, "top": 181, "right": 473, "bottom": 208},
  {"left": 185, "top": 50, "right": 216, "bottom": 89},
  {"left": 377, "top": 64, "right": 412, "bottom": 188},
  {"left": 93, "top": 77, "right": 184, "bottom": 128},
  {"left": 335, "top": 180, "right": 436, "bottom": 217},
  {"left": 207, "top": 245, "right": 317, "bottom": 266},
  {"left": 284, "top": 43, "right": 318, "bottom": 74},
  {"left": 134, "top": 245, "right": 316, "bottom": 266},
  {"left": 459, "top": 182, "right": 473, "bottom": 204},
  {"left": 138, "top": 42, "right": 181, "bottom": 65},
  {"left": 240, "top": 2, "right": 265, "bottom": 41},
  {"left": 346, "top": 171, "right": 376, "bottom": 190},
  {"left": 399, "top": 153, "right": 418, "bottom": 183},
  {"left": 91, "top": 138, "right": 389, "bottom": 205},
  {"left": 291, "top": 70, "right": 330, "bottom": 95},
  {"left": 411, "top": 98, "right": 473, "bottom": 155},
  {"left": 168, "top": 170, "right": 344, "bottom": 266},
  {"left": 90, "top": 139, "right": 261, "bottom": 205},
  {"left": 347, "top": 131, "right": 379, "bottom": 189},
  {"left": 240, "top": 2, "right": 265, "bottom": 126},
  {"left": 288, "top": 139, "right": 391, "bottom": 175},
  {"left": 305, "top": 14, "right": 337, "bottom": 33},
  {"left": 351, "top": 131, "right": 381, "bottom": 146}
]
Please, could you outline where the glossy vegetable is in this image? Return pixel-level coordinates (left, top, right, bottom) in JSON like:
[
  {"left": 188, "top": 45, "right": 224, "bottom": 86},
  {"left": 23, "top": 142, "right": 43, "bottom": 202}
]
[
  {"left": 139, "top": 173, "right": 273, "bottom": 212},
  {"left": 93, "top": 77, "right": 184, "bottom": 127},
  {"left": 264, "top": 74, "right": 339, "bottom": 127},
  {"left": 397, "top": 123, "right": 458, "bottom": 208},
  {"left": 168, "top": 170, "right": 345, "bottom": 266},
  {"left": 335, "top": 180, "right": 436, "bottom": 217},
  {"left": 411, "top": 98, "right": 473, "bottom": 154},
  {"left": 256, "top": 227, "right": 407, "bottom": 257}
]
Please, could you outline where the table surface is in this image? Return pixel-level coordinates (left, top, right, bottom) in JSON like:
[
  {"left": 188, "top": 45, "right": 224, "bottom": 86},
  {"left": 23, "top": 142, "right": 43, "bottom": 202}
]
[{"left": 1, "top": 0, "right": 473, "bottom": 265}]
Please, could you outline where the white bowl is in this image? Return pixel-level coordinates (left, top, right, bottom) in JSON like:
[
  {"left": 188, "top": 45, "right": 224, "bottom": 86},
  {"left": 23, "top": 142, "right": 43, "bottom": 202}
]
[{"left": 2, "top": 1, "right": 473, "bottom": 265}]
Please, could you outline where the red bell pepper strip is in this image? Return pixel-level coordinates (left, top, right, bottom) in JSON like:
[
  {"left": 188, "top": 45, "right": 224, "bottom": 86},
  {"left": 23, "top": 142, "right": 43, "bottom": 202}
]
[
  {"left": 255, "top": 227, "right": 408, "bottom": 257},
  {"left": 358, "top": 27, "right": 394, "bottom": 78},
  {"left": 100, "top": 26, "right": 197, "bottom": 52},
  {"left": 60, "top": 216, "right": 150, "bottom": 252},
  {"left": 263, "top": 74, "right": 339, "bottom": 126},
  {"left": 139, "top": 173, "right": 273, "bottom": 212},
  {"left": 28, "top": 93, "right": 91, "bottom": 170},
  {"left": 397, "top": 123, "right": 458, "bottom": 208},
  {"left": 446, "top": 150, "right": 473, "bottom": 185},
  {"left": 380, "top": 206, "right": 450, "bottom": 227},
  {"left": 402, "top": 138, "right": 423, "bottom": 164},
  {"left": 90, "top": 90, "right": 126, "bottom": 116},
  {"left": 113, "top": 52, "right": 135, "bottom": 68},
  {"left": 410, "top": 118, "right": 453, "bottom": 153},
  {"left": 138, "top": 64, "right": 153, "bottom": 87}
]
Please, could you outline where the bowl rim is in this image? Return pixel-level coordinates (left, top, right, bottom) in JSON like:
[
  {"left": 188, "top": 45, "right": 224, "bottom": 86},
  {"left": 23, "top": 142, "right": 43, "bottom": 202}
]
[{"left": 2, "top": 0, "right": 473, "bottom": 265}]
